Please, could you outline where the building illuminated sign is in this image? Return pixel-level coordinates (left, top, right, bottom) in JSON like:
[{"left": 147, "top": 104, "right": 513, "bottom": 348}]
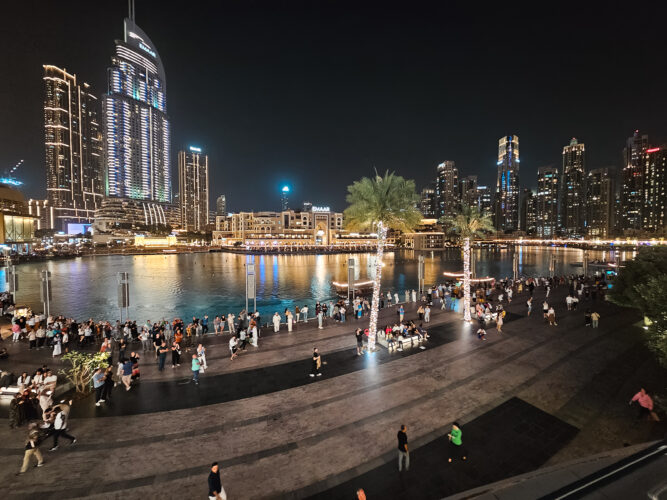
[
  {"left": 189, "top": 146, "right": 202, "bottom": 153},
  {"left": 312, "top": 206, "right": 330, "bottom": 212},
  {"left": 0, "top": 178, "right": 23, "bottom": 186},
  {"left": 139, "top": 42, "right": 156, "bottom": 58}
]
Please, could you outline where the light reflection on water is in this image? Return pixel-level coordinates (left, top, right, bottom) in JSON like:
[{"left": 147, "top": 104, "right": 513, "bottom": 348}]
[{"left": 2, "top": 247, "right": 632, "bottom": 322}]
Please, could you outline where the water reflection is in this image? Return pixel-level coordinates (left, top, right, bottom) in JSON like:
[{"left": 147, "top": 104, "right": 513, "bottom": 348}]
[{"left": 4, "top": 247, "right": 620, "bottom": 322}]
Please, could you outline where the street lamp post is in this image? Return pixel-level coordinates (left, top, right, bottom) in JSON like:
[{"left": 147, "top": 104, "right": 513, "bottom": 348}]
[
  {"left": 246, "top": 260, "right": 256, "bottom": 313},
  {"left": 40, "top": 270, "right": 51, "bottom": 317},
  {"left": 117, "top": 272, "right": 129, "bottom": 323}
]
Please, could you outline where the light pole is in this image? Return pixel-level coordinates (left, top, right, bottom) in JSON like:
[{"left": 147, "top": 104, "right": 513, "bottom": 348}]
[
  {"left": 347, "top": 258, "right": 355, "bottom": 303},
  {"left": 417, "top": 255, "right": 425, "bottom": 295},
  {"left": 40, "top": 270, "right": 51, "bottom": 317},
  {"left": 117, "top": 272, "right": 129, "bottom": 322},
  {"left": 5, "top": 265, "right": 18, "bottom": 304},
  {"left": 245, "top": 259, "right": 256, "bottom": 313},
  {"left": 513, "top": 246, "right": 519, "bottom": 281}
]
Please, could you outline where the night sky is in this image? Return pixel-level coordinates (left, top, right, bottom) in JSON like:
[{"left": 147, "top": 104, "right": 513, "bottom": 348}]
[{"left": 3, "top": 0, "right": 667, "bottom": 211}]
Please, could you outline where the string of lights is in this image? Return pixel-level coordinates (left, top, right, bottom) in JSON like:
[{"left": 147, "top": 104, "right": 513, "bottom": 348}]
[{"left": 367, "top": 221, "right": 386, "bottom": 351}]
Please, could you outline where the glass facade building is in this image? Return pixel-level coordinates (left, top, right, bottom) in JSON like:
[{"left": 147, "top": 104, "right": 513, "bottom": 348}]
[
  {"left": 536, "top": 166, "right": 559, "bottom": 238},
  {"left": 102, "top": 19, "right": 171, "bottom": 203},
  {"left": 561, "top": 138, "right": 586, "bottom": 237},
  {"left": 43, "top": 65, "right": 103, "bottom": 230},
  {"left": 495, "top": 135, "right": 520, "bottom": 232},
  {"left": 436, "top": 161, "right": 458, "bottom": 219},
  {"left": 178, "top": 147, "right": 210, "bottom": 231}
]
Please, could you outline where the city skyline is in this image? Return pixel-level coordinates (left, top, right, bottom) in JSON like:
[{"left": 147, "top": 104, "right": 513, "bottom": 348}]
[{"left": 3, "top": 1, "right": 667, "bottom": 212}]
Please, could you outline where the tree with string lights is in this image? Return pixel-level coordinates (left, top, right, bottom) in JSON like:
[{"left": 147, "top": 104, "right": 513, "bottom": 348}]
[
  {"left": 344, "top": 171, "right": 422, "bottom": 350},
  {"left": 440, "top": 204, "right": 494, "bottom": 322}
]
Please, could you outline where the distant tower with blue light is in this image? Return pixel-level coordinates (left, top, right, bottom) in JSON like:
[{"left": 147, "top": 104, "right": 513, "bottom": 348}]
[
  {"left": 281, "top": 186, "right": 290, "bottom": 211},
  {"left": 495, "top": 135, "right": 520, "bottom": 232}
]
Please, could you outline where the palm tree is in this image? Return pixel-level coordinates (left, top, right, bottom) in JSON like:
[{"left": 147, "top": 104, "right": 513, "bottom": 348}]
[
  {"left": 441, "top": 205, "right": 494, "bottom": 322},
  {"left": 344, "top": 171, "right": 422, "bottom": 350}
]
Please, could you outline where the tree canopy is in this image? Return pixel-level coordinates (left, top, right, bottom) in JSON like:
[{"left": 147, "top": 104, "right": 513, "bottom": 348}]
[
  {"left": 609, "top": 246, "right": 667, "bottom": 366},
  {"left": 440, "top": 204, "right": 494, "bottom": 242},
  {"left": 344, "top": 170, "right": 422, "bottom": 233}
]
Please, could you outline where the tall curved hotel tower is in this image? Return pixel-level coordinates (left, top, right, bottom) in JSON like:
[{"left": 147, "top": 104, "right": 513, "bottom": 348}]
[{"left": 102, "top": 18, "right": 171, "bottom": 203}]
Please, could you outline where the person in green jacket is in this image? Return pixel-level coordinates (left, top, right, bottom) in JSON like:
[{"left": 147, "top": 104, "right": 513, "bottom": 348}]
[{"left": 447, "top": 422, "right": 466, "bottom": 462}]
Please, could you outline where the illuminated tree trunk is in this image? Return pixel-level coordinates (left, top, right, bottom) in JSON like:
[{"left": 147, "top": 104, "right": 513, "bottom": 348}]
[
  {"left": 368, "top": 221, "right": 387, "bottom": 351},
  {"left": 463, "top": 237, "right": 472, "bottom": 322}
]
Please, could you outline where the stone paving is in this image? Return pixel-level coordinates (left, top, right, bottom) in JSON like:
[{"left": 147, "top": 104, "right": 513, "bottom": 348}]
[{"left": 0, "top": 285, "right": 665, "bottom": 499}]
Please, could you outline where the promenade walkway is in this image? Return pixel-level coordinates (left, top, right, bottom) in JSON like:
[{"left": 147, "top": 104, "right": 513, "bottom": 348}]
[{"left": 0, "top": 285, "right": 664, "bottom": 499}]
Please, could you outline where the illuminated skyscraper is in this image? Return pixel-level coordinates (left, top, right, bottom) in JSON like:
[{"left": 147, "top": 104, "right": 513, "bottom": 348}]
[
  {"left": 642, "top": 147, "right": 667, "bottom": 232},
  {"left": 621, "top": 130, "right": 648, "bottom": 231},
  {"left": 536, "top": 166, "right": 559, "bottom": 237},
  {"left": 216, "top": 195, "right": 227, "bottom": 215},
  {"left": 436, "top": 161, "right": 458, "bottom": 218},
  {"left": 102, "top": 18, "right": 170, "bottom": 203},
  {"left": 587, "top": 168, "right": 613, "bottom": 238},
  {"left": 420, "top": 184, "right": 436, "bottom": 218},
  {"left": 281, "top": 186, "right": 290, "bottom": 210},
  {"left": 459, "top": 175, "right": 478, "bottom": 207},
  {"left": 561, "top": 138, "right": 586, "bottom": 236},
  {"left": 520, "top": 188, "right": 536, "bottom": 235},
  {"left": 495, "top": 135, "right": 520, "bottom": 232},
  {"left": 178, "top": 147, "right": 209, "bottom": 231},
  {"left": 43, "top": 65, "right": 103, "bottom": 230}
]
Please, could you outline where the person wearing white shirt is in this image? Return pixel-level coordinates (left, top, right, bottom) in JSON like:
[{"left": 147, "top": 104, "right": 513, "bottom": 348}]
[
  {"left": 227, "top": 314, "right": 235, "bottom": 334},
  {"left": 302, "top": 306, "right": 308, "bottom": 323},
  {"left": 272, "top": 312, "right": 281, "bottom": 333}
]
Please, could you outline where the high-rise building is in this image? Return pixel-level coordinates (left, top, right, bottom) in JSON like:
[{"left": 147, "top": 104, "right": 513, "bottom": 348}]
[
  {"left": 495, "top": 135, "right": 520, "bottom": 232},
  {"left": 216, "top": 195, "right": 227, "bottom": 215},
  {"left": 302, "top": 201, "right": 313, "bottom": 212},
  {"left": 459, "top": 175, "right": 478, "bottom": 207},
  {"left": 520, "top": 188, "right": 536, "bottom": 235},
  {"left": 178, "top": 146, "right": 209, "bottom": 231},
  {"left": 587, "top": 168, "right": 613, "bottom": 238},
  {"left": 561, "top": 138, "right": 586, "bottom": 237},
  {"left": 102, "top": 18, "right": 170, "bottom": 203},
  {"left": 420, "top": 184, "right": 436, "bottom": 218},
  {"left": 471, "top": 186, "right": 493, "bottom": 216},
  {"left": 281, "top": 186, "right": 290, "bottom": 210},
  {"left": 643, "top": 147, "right": 667, "bottom": 232},
  {"left": 43, "top": 65, "right": 103, "bottom": 230},
  {"left": 536, "top": 166, "right": 559, "bottom": 238},
  {"left": 436, "top": 161, "right": 458, "bottom": 218},
  {"left": 621, "top": 130, "right": 648, "bottom": 231}
]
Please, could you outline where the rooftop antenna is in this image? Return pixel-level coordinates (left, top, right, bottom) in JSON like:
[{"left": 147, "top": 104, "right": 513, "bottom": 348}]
[{"left": 128, "top": 0, "right": 135, "bottom": 21}]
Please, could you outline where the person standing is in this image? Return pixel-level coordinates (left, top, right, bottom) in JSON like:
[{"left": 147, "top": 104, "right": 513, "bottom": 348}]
[
  {"left": 399, "top": 305, "right": 405, "bottom": 322},
  {"left": 496, "top": 313, "right": 503, "bottom": 333},
  {"left": 317, "top": 309, "right": 324, "bottom": 330},
  {"left": 93, "top": 367, "right": 105, "bottom": 407},
  {"left": 171, "top": 341, "right": 181, "bottom": 368},
  {"left": 310, "top": 347, "right": 322, "bottom": 377},
  {"left": 542, "top": 301, "right": 549, "bottom": 320},
  {"left": 272, "top": 312, "right": 281, "bottom": 333},
  {"left": 191, "top": 354, "right": 201, "bottom": 385},
  {"left": 397, "top": 424, "right": 409, "bottom": 472},
  {"left": 302, "top": 305, "right": 308, "bottom": 323},
  {"left": 355, "top": 328, "right": 364, "bottom": 356},
  {"left": 18, "top": 427, "right": 44, "bottom": 474},
  {"left": 229, "top": 336, "right": 238, "bottom": 360},
  {"left": 49, "top": 407, "right": 76, "bottom": 451},
  {"left": 547, "top": 307, "right": 557, "bottom": 326},
  {"left": 207, "top": 462, "right": 227, "bottom": 500},
  {"left": 295, "top": 306, "right": 301, "bottom": 323},
  {"left": 197, "top": 344, "right": 208, "bottom": 370},
  {"left": 287, "top": 310, "right": 293, "bottom": 332},
  {"left": 157, "top": 342, "right": 168, "bottom": 371},
  {"left": 102, "top": 365, "right": 115, "bottom": 402},
  {"left": 227, "top": 313, "right": 235, "bottom": 334},
  {"left": 424, "top": 305, "right": 431, "bottom": 323},
  {"left": 447, "top": 422, "right": 466, "bottom": 462},
  {"left": 526, "top": 296, "right": 532, "bottom": 316},
  {"left": 591, "top": 310, "right": 600, "bottom": 328},
  {"left": 585, "top": 309, "right": 592, "bottom": 327}
]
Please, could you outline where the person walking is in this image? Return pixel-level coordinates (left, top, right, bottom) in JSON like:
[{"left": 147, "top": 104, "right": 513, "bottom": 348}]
[
  {"left": 547, "top": 307, "right": 557, "bottom": 326},
  {"left": 591, "top": 310, "right": 600, "bottom": 328},
  {"left": 399, "top": 305, "right": 405, "bottom": 323},
  {"left": 121, "top": 358, "right": 133, "bottom": 391},
  {"left": 207, "top": 462, "right": 227, "bottom": 500},
  {"left": 355, "top": 328, "right": 364, "bottom": 356},
  {"left": 191, "top": 354, "right": 201, "bottom": 385},
  {"left": 229, "top": 336, "right": 238, "bottom": 360},
  {"left": 18, "top": 427, "right": 44, "bottom": 474},
  {"left": 157, "top": 342, "right": 168, "bottom": 371},
  {"left": 310, "top": 347, "right": 322, "bottom": 377},
  {"left": 272, "top": 312, "right": 281, "bottom": 333},
  {"left": 197, "top": 344, "right": 208, "bottom": 370},
  {"left": 93, "top": 367, "right": 105, "bottom": 407},
  {"left": 496, "top": 312, "right": 503, "bottom": 333},
  {"left": 542, "top": 300, "right": 549, "bottom": 320},
  {"left": 424, "top": 305, "right": 431, "bottom": 323},
  {"left": 526, "top": 296, "right": 532, "bottom": 316},
  {"left": 397, "top": 424, "right": 409, "bottom": 472},
  {"left": 49, "top": 407, "right": 76, "bottom": 451},
  {"left": 629, "top": 388, "right": 660, "bottom": 421},
  {"left": 447, "top": 422, "right": 466, "bottom": 462}
]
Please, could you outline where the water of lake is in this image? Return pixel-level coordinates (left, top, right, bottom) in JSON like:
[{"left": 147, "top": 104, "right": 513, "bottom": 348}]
[{"left": 2, "top": 246, "right": 632, "bottom": 322}]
